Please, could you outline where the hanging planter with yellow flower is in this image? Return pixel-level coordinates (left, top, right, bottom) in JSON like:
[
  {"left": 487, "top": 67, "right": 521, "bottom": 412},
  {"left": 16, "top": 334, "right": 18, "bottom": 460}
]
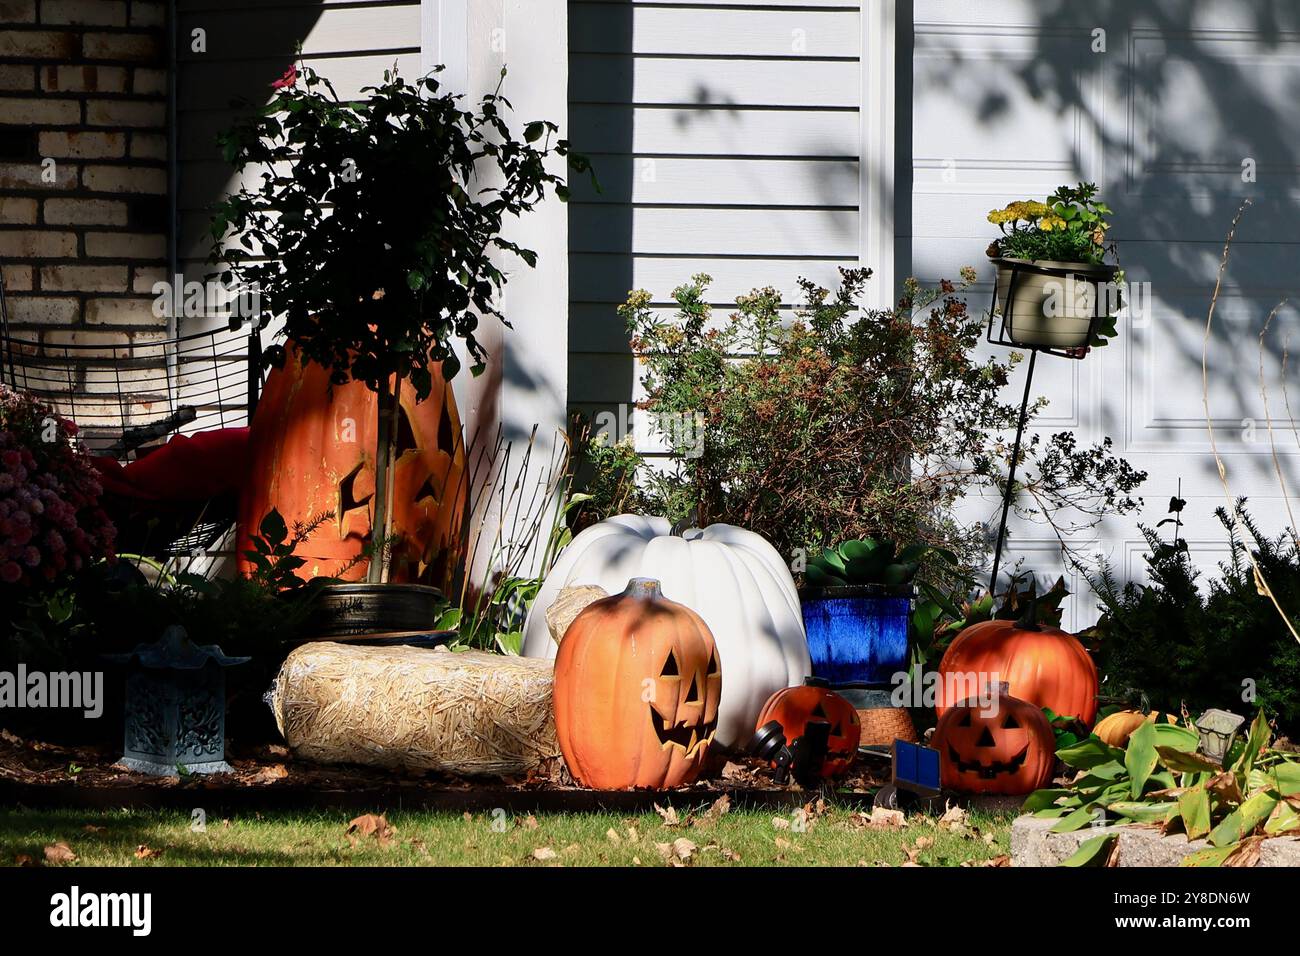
[{"left": 985, "top": 183, "right": 1122, "bottom": 352}]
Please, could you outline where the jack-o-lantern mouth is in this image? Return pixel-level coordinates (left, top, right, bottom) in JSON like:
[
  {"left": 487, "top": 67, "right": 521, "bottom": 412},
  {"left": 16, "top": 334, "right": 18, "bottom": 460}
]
[
  {"left": 649, "top": 706, "right": 717, "bottom": 756},
  {"left": 948, "top": 744, "right": 1029, "bottom": 779}
]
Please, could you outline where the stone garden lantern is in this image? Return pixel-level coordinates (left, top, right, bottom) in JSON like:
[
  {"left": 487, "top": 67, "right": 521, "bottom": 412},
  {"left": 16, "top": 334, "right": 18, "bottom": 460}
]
[{"left": 105, "top": 625, "right": 249, "bottom": 776}]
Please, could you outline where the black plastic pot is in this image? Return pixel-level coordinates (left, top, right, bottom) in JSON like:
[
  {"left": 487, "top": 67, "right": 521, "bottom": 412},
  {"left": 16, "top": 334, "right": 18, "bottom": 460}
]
[{"left": 306, "top": 582, "right": 446, "bottom": 638}]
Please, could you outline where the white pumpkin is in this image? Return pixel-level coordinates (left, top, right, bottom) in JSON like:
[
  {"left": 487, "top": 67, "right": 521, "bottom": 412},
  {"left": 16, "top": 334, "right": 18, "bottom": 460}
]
[{"left": 522, "top": 514, "right": 809, "bottom": 748}]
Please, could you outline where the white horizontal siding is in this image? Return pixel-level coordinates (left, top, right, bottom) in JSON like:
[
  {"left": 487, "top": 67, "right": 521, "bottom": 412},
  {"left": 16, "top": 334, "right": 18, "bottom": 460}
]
[{"left": 568, "top": 0, "right": 862, "bottom": 442}]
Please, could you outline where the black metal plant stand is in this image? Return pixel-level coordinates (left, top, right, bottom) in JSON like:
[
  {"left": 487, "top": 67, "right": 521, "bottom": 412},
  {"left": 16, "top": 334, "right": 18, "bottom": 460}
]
[{"left": 984, "top": 259, "right": 1117, "bottom": 595}]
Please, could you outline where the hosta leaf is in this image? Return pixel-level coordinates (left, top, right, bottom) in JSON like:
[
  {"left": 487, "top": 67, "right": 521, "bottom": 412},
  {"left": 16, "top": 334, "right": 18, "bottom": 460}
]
[
  {"left": 1209, "top": 791, "right": 1278, "bottom": 848},
  {"left": 1051, "top": 806, "right": 1103, "bottom": 833},
  {"left": 1157, "top": 747, "right": 1222, "bottom": 774},
  {"left": 1230, "top": 710, "right": 1271, "bottom": 776},
  {"left": 1126, "top": 720, "right": 1160, "bottom": 798},
  {"left": 1060, "top": 833, "right": 1118, "bottom": 867},
  {"left": 1058, "top": 738, "right": 1126, "bottom": 770},
  {"left": 1022, "top": 789, "right": 1075, "bottom": 813},
  {"left": 1182, "top": 845, "right": 1237, "bottom": 868},
  {"left": 1109, "top": 801, "right": 1177, "bottom": 824},
  {"left": 1151, "top": 722, "right": 1200, "bottom": 753},
  {"left": 1178, "top": 786, "right": 1212, "bottom": 841}
]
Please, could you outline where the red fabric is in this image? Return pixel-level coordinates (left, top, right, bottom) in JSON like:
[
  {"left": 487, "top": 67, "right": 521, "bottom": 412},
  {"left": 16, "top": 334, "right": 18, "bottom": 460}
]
[{"left": 92, "top": 428, "right": 251, "bottom": 501}]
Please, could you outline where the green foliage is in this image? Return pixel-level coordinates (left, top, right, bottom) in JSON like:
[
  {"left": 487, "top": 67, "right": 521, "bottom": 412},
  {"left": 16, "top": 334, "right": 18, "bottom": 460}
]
[
  {"left": 605, "top": 268, "right": 1144, "bottom": 567},
  {"left": 987, "top": 182, "right": 1115, "bottom": 267},
  {"left": 804, "top": 538, "right": 959, "bottom": 590},
  {"left": 213, "top": 63, "right": 576, "bottom": 391},
  {"left": 1088, "top": 500, "right": 1300, "bottom": 738},
  {"left": 1029, "top": 710, "right": 1300, "bottom": 866}
]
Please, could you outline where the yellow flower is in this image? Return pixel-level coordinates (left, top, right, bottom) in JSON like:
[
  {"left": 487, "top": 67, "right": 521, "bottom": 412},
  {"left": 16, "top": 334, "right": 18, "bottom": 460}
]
[{"left": 1038, "top": 214, "right": 1067, "bottom": 232}]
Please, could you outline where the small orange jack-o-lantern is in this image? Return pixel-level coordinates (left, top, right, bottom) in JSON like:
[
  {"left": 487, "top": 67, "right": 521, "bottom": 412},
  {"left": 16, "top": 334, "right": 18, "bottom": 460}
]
[
  {"left": 553, "top": 578, "right": 722, "bottom": 790},
  {"left": 755, "top": 678, "right": 861, "bottom": 779},
  {"left": 933, "top": 688, "right": 1056, "bottom": 795},
  {"left": 237, "top": 344, "right": 466, "bottom": 589}
]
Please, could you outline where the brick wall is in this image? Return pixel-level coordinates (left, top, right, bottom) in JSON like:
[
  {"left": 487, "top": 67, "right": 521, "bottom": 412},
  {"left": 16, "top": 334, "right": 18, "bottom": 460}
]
[{"left": 0, "top": 0, "right": 169, "bottom": 375}]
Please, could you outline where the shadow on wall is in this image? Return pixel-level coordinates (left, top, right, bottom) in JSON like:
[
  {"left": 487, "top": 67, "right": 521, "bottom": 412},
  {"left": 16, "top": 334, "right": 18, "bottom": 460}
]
[{"left": 912, "top": 0, "right": 1300, "bottom": 510}]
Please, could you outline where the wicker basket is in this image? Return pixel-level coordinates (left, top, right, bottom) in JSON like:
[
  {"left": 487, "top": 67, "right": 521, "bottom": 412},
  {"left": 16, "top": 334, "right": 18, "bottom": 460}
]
[{"left": 856, "top": 706, "right": 918, "bottom": 746}]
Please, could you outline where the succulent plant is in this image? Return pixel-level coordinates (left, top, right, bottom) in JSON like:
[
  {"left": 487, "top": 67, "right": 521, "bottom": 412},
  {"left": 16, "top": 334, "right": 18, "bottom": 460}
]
[{"left": 803, "top": 538, "right": 953, "bottom": 589}]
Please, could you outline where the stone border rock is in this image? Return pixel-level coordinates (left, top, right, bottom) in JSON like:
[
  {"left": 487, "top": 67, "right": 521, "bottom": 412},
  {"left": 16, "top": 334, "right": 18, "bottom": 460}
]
[{"left": 1011, "top": 814, "right": 1300, "bottom": 866}]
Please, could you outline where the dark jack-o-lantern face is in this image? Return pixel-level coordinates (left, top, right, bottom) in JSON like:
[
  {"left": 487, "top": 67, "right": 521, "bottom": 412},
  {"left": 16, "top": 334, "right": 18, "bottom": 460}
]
[
  {"left": 649, "top": 645, "right": 721, "bottom": 756},
  {"left": 933, "top": 692, "right": 1055, "bottom": 795},
  {"left": 755, "top": 679, "right": 861, "bottom": 779},
  {"left": 237, "top": 344, "right": 466, "bottom": 589},
  {"left": 553, "top": 578, "right": 723, "bottom": 790}
]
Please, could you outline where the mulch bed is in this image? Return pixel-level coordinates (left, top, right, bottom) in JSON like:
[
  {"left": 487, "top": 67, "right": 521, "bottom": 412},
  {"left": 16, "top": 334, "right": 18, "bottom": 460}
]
[{"left": 0, "top": 729, "right": 903, "bottom": 814}]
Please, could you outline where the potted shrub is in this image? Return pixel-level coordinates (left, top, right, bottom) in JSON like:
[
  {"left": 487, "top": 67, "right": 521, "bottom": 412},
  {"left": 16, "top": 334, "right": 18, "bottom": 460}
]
[
  {"left": 800, "top": 538, "right": 941, "bottom": 685},
  {"left": 211, "top": 63, "right": 574, "bottom": 629},
  {"left": 986, "top": 182, "right": 1121, "bottom": 350}
]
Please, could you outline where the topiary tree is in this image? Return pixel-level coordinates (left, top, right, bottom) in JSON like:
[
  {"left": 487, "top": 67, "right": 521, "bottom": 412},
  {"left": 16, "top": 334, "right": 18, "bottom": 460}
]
[{"left": 211, "top": 63, "right": 578, "bottom": 582}]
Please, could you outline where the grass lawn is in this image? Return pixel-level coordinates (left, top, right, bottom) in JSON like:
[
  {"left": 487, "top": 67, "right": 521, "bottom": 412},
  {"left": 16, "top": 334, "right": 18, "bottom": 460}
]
[{"left": 0, "top": 803, "right": 1014, "bottom": 867}]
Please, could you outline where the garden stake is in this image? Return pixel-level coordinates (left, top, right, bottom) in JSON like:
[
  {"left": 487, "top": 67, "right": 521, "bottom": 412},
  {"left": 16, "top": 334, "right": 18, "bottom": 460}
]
[{"left": 989, "top": 348, "right": 1037, "bottom": 595}]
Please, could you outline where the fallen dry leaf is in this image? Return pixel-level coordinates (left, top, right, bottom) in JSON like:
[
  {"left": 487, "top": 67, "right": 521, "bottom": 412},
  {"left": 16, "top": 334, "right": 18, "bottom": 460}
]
[
  {"left": 771, "top": 816, "right": 790, "bottom": 830},
  {"left": 44, "top": 842, "right": 76, "bottom": 864},
  {"left": 247, "top": 764, "right": 289, "bottom": 786},
  {"left": 869, "top": 806, "right": 908, "bottom": 829},
  {"left": 1224, "top": 836, "right": 1264, "bottom": 868},
  {"left": 694, "top": 794, "right": 731, "bottom": 828},
  {"left": 937, "top": 803, "right": 969, "bottom": 830},
  {"left": 134, "top": 845, "right": 162, "bottom": 860},
  {"left": 627, "top": 826, "right": 639, "bottom": 842},
  {"left": 775, "top": 836, "right": 791, "bottom": 849},
  {"left": 521, "top": 814, "right": 539, "bottom": 830},
  {"left": 82, "top": 824, "right": 106, "bottom": 834},
  {"left": 346, "top": 813, "right": 395, "bottom": 848},
  {"left": 983, "top": 854, "right": 1011, "bottom": 867},
  {"left": 606, "top": 828, "right": 622, "bottom": 843},
  {"left": 532, "top": 847, "right": 557, "bottom": 861},
  {"left": 656, "top": 838, "right": 698, "bottom": 866},
  {"left": 654, "top": 804, "right": 682, "bottom": 827},
  {"left": 14, "top": 854, "right": 36, "bottom": 867}
]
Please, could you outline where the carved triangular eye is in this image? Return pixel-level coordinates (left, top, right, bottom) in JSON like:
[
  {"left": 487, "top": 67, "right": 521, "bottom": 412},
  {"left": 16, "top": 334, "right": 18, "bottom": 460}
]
[
  {"left": 831, "top": 722, "right": 843, "bottom": 736},
  {"left": 660, "top": 653, "right": 679, "bottom": 677},
  {"left": 684, "top": 675, "right": 700, "bottom": 703},
  {"left": 707, "top": 651, "right": 719, "bottom": 676},
  {"left": 1002, "top": 713, "right": 1021, "bottom": 729},
  {"left": 957, "top": 710, "right": 973, "bottom": 727},
  {"left": 811, "top": 702, "right": 828, "bottom": 719}
]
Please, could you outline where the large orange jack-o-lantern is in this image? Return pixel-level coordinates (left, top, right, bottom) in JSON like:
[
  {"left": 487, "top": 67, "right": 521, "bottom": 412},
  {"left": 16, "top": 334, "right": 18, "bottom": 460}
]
[
  {"left": 237, "top": 344, "right": 467, "bottom": 589},
  {"left": 933, "top": 688, "right": 1056, "bottom": 795},
  {"left": 755, "top": 678, "right": 861, "bottom": 779},
  {"left": 553, "top": 578, "right": 722, "bottom": 790}
]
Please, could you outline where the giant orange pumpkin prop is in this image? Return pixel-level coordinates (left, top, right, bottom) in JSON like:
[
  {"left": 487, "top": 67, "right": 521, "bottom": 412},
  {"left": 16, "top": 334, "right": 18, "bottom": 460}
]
[
  {"left": 933, "top": 689, "right": 1056, "bottom": 794},
  {"left": 554, "top": 578, "right": 722, "bottom": 790},
  {"left": 755, "top": 678, "right": 860, "bottom": 779},
  {"left": 935, "top": 606, "right": 1098, "bottom": 726},
  {"left": 237, "top": 345, "right": 466, "bottom": 589}
]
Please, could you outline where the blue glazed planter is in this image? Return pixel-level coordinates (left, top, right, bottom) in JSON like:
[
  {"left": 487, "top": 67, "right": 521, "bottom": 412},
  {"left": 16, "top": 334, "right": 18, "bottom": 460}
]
[{"left": 799, "top": 585, "right": 914, "bottom": 686}]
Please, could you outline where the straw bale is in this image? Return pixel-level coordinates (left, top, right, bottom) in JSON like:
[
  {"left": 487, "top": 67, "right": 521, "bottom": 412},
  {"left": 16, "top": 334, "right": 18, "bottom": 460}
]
[{"left": 270, "top": 643, "right": 559, "bottom": 777}]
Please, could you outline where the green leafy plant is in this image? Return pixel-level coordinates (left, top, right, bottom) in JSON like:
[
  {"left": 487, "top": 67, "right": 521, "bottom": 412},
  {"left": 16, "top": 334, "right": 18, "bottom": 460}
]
[
  {"left": 212, "top": 62, "right": 578, "bottom": 583},
  {"left": 1088, "top": 500, "right": 1300, "bottom": 737},
  {"left": 804, "top": 538, "right": 957, "bottom": 590},
  {"left": 611, "top": 268, "right": 1145, "bottom": 567},
  {"left": 987, "top": 182, "right": 1115, "bottom": 266},
  {"left": 1033, "top": 711, "right": 1300, "bottom": 866}
]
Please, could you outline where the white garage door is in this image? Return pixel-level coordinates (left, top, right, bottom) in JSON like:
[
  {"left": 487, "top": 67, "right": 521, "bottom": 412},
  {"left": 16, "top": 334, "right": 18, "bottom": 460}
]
[{"left": 911, "top": 0, "right": 1300, "bottom": 627}]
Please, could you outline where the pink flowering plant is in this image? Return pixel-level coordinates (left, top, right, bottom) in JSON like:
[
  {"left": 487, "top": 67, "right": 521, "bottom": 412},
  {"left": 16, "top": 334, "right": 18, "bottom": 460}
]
[{"left": 0, "top": 385, "right": 115, "bottom": 589}]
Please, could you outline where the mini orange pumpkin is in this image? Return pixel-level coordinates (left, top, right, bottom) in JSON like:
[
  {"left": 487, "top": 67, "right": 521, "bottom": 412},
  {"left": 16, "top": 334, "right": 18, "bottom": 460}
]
[
  {"left": 935, "top": 606, "right": 1098, "bottom": 726},
  {"left": 934, "top": 689, "right": 1056, "bottom": 794},
  {"left": 553, "top": 578, "right": 722, "bottom": 790},
  {"left": 1094, "top": 709, "right": 1175, "bottom": 748},
  {"left": 237, "top": 344, "right": 466, "bottom": 589},
  {"left": 755, "top": 678, "right": 860, "bottom": 779}
]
